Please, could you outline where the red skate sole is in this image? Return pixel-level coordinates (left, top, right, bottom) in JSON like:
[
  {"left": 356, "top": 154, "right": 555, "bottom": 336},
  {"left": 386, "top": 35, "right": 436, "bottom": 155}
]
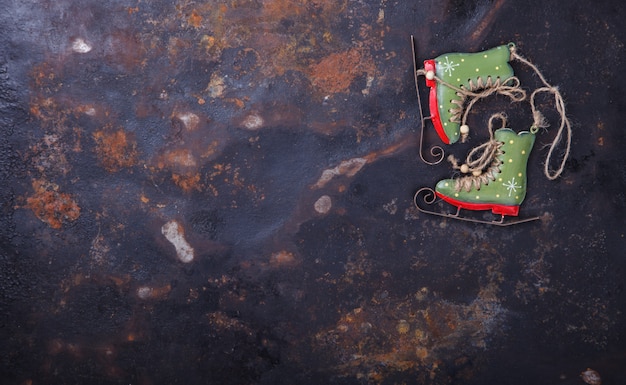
[
  {"left": 424, "top": 59, "right": 450, "bottom": 145},
  {"left": 436, "top": 192, "right": 520, "bottom": 216}
]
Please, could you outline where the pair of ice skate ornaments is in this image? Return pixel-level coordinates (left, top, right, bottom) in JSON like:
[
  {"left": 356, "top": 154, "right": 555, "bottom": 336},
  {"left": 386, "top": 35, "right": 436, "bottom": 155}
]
[{"left": 411, "top": 37, "right": 572, "bottom": 226}]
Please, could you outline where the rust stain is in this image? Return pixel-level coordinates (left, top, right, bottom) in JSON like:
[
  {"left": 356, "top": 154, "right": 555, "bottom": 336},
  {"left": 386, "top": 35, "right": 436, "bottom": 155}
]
[
  {"left": 161, "top": 148, "right": 197, "bottom": 168},
  {"left": 310, "top": 260, "right": 506, "bottom": 382},
  {"left": 363, "top": 136, "right": 414, "bottom": 162},
  {"left": 156, "top": 149, "right": 203, "bottom": 192},
  {"left": 313, "top": 306, "right": 429, "bottom": 382},
  {"left": 207, "top": 311, "right": 254, "bottom": 334},
  {"left": 46, "top": 339, "right": 82, "bottom": 358},
  {"left": 596, "top": 120, "right": 605, "bottom": 146},
  {"left": 262, "top": 0, "right": 306, "bottom": 17},
  {"left": 181, "top": 3, "right": 230, "bottom": 61},
  {"left": 136, "top": 284, "right": 172, "bottom": 300},
  {"left": 187, "top": 9, "right": 203, "bottom": 28},
  {"left": 93, "top": 128, "right": 138, "bottom": 172},
  {"left": 166, "top": 0, "right": 352, "bottom": 78},
  {"left": 60, "top": 273, "right": 132, "bottom": 295},
  {"left": 89, "top": 234, "right": 111, "bottom": 266},
  {"left": 251, "top": 0, "right": 346, "bottom": 76},
  {"left": 29, "top": 97, "right": 66, "bottom": 128},
  {"left": 134, "top": 0, "right": 375, "bottom": 94},
  {"left": 310, "top": 49, "right": 372, "bottom": 94},
  {"left": 424, "top": 303, "right": 458, "bottom": 339},
  {"left": 29, "top": 83, "right": 101, "bottom": 125},
  {"left": 225, "top": 97, "right": 245, "bottom": 109},
  {"left": 104, "top": 30, "right": 147, "bottom": 71},
  {"left": 269, "top": 250, "right": 299, "bottom": 268},
  {"left": 468, "top": 0, "right": 507, "bottom": 45},
  {"left": 167, "top": 36, "right": 192, "bottom": 63},
  {"left": 26, "top": 179, "right": 80, "bottom": 229},
  {"left": 171, "top": 173, "right": 202, "bottom": 192},
  {"left": 259, "top": 0, "right": 347, "bottom": 27},
  {"left": 200, "top": 140, "right": 221, "bottom": 159},
  {"left": 28, "top": 133, "right": 71, "bottom": 176},
  {"left": 31, "top": 62, "right": 61, "bottom": 91}
]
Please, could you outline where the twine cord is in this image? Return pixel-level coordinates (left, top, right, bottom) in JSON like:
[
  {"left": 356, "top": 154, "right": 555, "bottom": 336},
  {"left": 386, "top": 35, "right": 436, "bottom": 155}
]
[
  {"left": 415, "top": 44, "right": 572, "bottom": 181},
  {"left": 415, "top": 69, "right": 526, "bottom": 142},
  {"left": 511, "top": 47, "right": 572, "bottom": 180},
  {"left": 459, "top": 77, "right": 525, "bottom": 134},
  {"left": 448, "top": 113, "right": 506, "bottom": 192}
]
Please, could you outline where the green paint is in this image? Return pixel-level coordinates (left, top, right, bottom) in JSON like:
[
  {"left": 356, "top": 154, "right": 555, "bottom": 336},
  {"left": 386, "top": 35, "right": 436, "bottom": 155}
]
[
  {"left": 435, "top": 45, "right": 515, "bottom": 143},
  {"left": 436, "top": 128, "right": 535, "bottom": 207}
]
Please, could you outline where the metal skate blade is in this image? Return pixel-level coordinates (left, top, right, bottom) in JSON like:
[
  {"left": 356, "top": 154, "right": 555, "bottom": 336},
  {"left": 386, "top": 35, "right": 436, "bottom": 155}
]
[
  {"left": 411, "top": 36, "right": 444, "bottom": 166},
  {"left": 413, "top": 187, "right": 540, "bottom": 226}
]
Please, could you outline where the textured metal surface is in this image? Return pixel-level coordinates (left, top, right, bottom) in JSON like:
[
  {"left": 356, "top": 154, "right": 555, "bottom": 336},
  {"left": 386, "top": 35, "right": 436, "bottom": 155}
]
[{"left": 1, "top": 0, "right": 625, "bottom": 384}]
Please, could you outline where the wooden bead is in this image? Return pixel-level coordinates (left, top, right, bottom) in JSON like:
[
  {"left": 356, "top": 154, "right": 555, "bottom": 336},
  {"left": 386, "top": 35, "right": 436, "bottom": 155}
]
[
  {"left": 460, "top": 125, "right": 470, "bottom": 135},
  {"left": 581, "top": 368, "right": 601, "bottom": 385},
  {"left": 460, "top": 164, "right": 469, "bottom": 174},
  {"left": 425, "top": 70, "right": 435, "bottom": 80},
  {"left": 472, "top": 170, "right": 482, "bottom": 176}
]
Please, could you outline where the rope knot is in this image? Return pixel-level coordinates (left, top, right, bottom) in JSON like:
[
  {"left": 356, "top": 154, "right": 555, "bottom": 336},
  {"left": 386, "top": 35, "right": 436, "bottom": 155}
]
[{"left": 448, "top": 113, "right": 507, "bottom": 191}]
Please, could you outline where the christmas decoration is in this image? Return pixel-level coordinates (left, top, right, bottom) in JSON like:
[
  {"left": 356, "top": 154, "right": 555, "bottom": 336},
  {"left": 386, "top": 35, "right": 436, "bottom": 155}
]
[
  {"left": 415, "top": 114, "right": 539, "bottom": 225},
  {"left": 411, "top": 37, "right": 525, "bottom": 164},
  {"left": 413, "top": 40, "right": 572, "bottom": 225}
]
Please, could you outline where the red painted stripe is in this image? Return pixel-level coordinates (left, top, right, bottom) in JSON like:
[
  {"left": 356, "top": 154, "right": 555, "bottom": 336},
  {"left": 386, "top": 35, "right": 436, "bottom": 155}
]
[
  {"left": 424, "top": 60, "right": 437, "bottom": 88},
  {"left": 436, "top": 192, "right": 520, "bottom": 216},
  {"left": 423, "top": 59, "right": 449, "bottom": 144}
]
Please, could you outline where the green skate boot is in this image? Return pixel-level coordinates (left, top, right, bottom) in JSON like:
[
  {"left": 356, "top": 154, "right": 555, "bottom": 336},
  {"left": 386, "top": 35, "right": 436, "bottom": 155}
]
[
  {"left": 413, "top": 114, "right": 541, "bottom": 226},
  {"left": 412, "top": 38, "right": 524, "bottom": 149},
  {"left": 434, "top": 126, "right": 535, "bottom": 218}
]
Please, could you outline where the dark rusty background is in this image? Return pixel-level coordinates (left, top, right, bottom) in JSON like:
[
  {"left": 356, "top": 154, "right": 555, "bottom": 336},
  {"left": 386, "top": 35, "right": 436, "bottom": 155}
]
[{"left": 1, "top": 0, "right": 625, "bottom": 384}]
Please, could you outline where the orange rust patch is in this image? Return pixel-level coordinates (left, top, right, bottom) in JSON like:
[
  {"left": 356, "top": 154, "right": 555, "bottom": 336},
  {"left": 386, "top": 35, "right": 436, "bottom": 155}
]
[
  {"left": 263, "top": 0, "right": 305, "bottom": 17},
  {"left": 424, "top": 303, "right": 458, "bottom": 339},
  {"left": 155, "top": 147, "right": 208, "bottom": 192},
  {"left": 136, "top": 284, "right": 172, "bottom": 300},
  {"left": 187, "top": 3, "right": 229, "bottom": 61},
  {"left": 168, "top": 37, "right": 192, "bottom": 63},
  {"left": 73, "top": 104, "right": 97, "bottom": 117},
  {"left": 28, "top": 133, "right": 72, "bottom": 175},
  {"left": 201, "top": 140, "right": 221, "bottom": 159},
  {"left": 188, "top": 9, "right": 203, "bottom": 28},
  {"left": 310, "top": 49, "right": 374, "bottom": 94},
  {"left": 313, "top": 306, "right": 430, "bottom": 381},
  {"left": 161, "top": 148, "right": 197, "bottom": 168},
  {"left": 269, "top": 250, "right": 299, "bottom": 267},
  {"left": 207, "top": 311, "right": 253, "bottom": 334},
  {"left": 225, "top": 98, "right": 245, "bottom": 109},
  {"left": 26, "top": 179, "right": 80, "bottom": 229},
  {"left": 104, "top": 30, "right": 147, "bottom": 71},
  {"left": 31, "top": 62, "right": 63, "bottom": 91},
  {"left": 29, "top": 97, "right": 62, "bottom": 123},
  {"left": 93, "top": 128, "right": 138, "bottom": 172},
  {"left": 261, "top": 0, "right": 347, "bottom": 29},
  {"left": 169, "top": 0, "right": 350, "bottom": 78},
  {"left": 171, "top": 173, "right": 202, "bottom": 192}
]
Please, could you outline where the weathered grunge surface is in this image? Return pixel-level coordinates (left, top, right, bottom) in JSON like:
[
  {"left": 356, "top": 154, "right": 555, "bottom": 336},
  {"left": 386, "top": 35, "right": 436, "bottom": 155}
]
[{"left": 1, "top": 0, "right": 625, "bottom": 384}]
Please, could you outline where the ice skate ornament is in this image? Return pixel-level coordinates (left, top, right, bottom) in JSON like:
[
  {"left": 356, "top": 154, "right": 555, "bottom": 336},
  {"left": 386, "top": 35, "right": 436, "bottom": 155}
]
[
  {"left": 411, "top": 37, "right": 527, "bottom": 164},
  {"left": 415, "top": 114, "right": 538, "bottom": 225},
  {"left": 414, "top": 80, "right": 572, "bottom": 226},
  {"left": 412, "top": 39, "right": 572, "bottom": 225}
]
